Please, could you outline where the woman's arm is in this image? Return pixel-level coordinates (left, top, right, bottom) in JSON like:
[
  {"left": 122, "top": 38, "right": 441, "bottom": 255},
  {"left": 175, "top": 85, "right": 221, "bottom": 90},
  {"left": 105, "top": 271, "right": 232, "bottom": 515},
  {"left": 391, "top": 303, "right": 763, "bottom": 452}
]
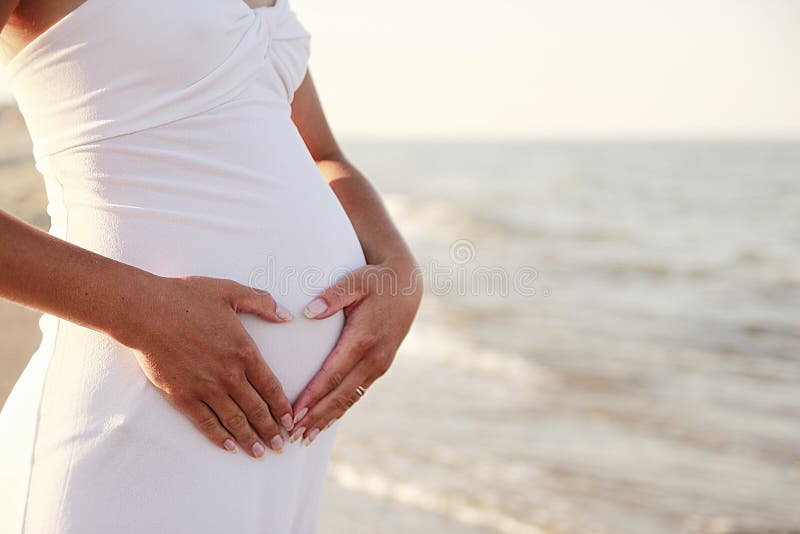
[
  {"left": 290, "top": 71, "right": 415, "bottom": 268},
  {"left": 0, "top": 202, "right": 295, "bottom": 459},
  {"left": 287, "top": 71, "right": 423, "bottom": 445},
  {"left": 0, "top": 208, "right": 168, "bottom": 340}
]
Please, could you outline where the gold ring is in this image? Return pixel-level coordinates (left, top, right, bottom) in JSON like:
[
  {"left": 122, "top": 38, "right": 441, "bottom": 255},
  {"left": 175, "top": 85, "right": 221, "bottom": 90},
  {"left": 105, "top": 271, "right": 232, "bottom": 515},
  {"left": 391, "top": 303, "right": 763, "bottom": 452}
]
[{"left": 355, "top": 385, "right": 367, "bottom": 397}]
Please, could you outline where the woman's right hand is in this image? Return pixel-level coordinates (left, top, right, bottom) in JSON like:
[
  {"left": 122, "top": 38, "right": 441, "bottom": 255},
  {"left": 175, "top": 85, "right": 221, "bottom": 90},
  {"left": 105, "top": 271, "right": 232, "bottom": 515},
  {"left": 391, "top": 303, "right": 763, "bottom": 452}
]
[{"left": 113, "top": 274, "right": 295, "bottom": 459}]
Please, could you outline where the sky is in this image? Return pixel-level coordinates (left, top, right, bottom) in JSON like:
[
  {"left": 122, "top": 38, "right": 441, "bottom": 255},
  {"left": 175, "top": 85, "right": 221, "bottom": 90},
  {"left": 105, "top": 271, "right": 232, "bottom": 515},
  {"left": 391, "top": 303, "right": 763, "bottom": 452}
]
[{"left": 1, "top": 0, "right": 798, "bottom": 140}]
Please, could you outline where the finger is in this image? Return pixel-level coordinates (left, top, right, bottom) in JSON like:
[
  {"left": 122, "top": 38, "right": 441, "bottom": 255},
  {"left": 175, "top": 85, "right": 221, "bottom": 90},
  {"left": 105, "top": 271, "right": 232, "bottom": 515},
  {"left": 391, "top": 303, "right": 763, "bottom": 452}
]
[
  {"left": 230, "top": 381, "right": 285, "bottom": 453},
  {"left": 227, "top": 281, "right": 293, "bottom": 323},
  {"left": 245, "top": 357, "right": 295, "bottom": 433},
  {"left": 290, "top": 326, "right": 377, "bottom": 427},
  {"left": 303, "top": 266, "right": 371, "bottom": 320},
  {"left": 207, "top": 393, "right": 268, "bottom": 459},
  {"left": 178, "top": 398, "right": 239, "bottom": 454},
  {"left": 290, "top": 358, "right": 376, "bottom": 446}
]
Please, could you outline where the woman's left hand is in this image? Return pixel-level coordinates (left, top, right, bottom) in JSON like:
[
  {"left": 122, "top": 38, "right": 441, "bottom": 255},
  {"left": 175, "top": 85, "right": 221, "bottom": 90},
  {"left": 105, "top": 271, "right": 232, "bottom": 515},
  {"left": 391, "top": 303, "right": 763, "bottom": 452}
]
[{"left": 288, "top": 256, "right": 422, "bottom": 446}]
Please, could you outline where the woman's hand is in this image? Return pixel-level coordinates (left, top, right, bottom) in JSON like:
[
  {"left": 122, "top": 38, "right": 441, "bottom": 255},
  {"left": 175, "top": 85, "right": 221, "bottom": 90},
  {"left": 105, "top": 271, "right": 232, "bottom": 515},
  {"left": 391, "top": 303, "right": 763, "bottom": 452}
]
[
  {"left": 114, "top": 275, "right": 296, "bottom": 459},
  {"left": 288, "top": 256, "right": 422, "bottom": 445}
]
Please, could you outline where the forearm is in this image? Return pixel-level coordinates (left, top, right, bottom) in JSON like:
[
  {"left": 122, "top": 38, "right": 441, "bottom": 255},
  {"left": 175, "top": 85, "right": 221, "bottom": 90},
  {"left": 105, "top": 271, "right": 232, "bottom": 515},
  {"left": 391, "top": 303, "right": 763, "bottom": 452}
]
[
  {"left": 290, "top": 71, "right": 419, "bottom": 286},
  {"left": 0, "top": 209, "right": 160, "bottom": 345},
  {"left": 316, "top": 155, "right": 414, "bottom": 267}
]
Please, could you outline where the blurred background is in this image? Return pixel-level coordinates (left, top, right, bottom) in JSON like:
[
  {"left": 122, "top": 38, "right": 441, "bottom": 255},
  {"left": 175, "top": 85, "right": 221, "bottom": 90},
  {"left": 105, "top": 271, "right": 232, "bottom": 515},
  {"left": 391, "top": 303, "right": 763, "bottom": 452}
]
[{"left": 1, "top": 0, "right": 799, "bottom": 533}]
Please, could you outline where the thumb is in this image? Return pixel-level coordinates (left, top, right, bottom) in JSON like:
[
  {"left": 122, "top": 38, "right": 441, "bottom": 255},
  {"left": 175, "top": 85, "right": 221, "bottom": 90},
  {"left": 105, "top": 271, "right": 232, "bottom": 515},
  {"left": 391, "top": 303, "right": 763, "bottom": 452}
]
[
  {"left": 227, "top": 282, "right": 293, "bottom": 323},
  {"left": 303, "top": 266, "right": 369, "bottom": 320}
]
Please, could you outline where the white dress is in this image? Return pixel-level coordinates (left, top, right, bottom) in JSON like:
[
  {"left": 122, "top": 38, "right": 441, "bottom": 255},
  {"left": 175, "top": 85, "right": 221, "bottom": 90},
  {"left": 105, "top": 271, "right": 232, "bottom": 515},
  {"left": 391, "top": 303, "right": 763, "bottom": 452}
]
[{"left": 0, "top": 0, "right": 366, "bottom": 532}]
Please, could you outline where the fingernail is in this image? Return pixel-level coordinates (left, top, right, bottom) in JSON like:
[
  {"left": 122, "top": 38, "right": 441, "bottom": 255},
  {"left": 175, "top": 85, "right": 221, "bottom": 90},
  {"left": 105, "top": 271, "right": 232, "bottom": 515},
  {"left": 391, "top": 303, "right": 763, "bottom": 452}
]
[
  {"left": 323, "top": 419, "right": 336, "bottom": 430},
  {"left": 303, "top": 297, "right": 328, "bottom": 318},
  {"left": 303, "top": 428, "right": 320, "bottom": 446},
  {"left": 292, "top": 407, "right": 308, "bottom": 425},
  {"left": 251, "top": 442, "right": 266, "bottom": 458},
  {"left": 281, "top": 413, "right": 294, "bottom": 431},
  {"left": 275, "top": 304, "right": 294, "bottom": 322},
  {"left": 224, "top": 438, "right": 237, "bottom": 453},
  {"left": 289, "top": 426, "right": 305, "bottom": 443},
  {"left": 270, "top": 434, "right": 284, "bottom": 452}
]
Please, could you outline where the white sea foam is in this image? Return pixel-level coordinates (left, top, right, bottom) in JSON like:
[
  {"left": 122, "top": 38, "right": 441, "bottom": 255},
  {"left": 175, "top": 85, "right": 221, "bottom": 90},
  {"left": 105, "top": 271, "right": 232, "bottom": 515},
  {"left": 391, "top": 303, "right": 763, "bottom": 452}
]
[{"left": 328, "top": 460, "right": 549, "bottom": 534}]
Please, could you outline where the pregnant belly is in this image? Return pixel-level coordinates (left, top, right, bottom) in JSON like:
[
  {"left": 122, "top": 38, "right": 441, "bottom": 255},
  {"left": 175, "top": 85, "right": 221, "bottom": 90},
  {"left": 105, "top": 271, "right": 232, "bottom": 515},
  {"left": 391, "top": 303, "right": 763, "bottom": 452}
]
[{"left": 42, "top": 107, "right": 367, "bottom": 403}]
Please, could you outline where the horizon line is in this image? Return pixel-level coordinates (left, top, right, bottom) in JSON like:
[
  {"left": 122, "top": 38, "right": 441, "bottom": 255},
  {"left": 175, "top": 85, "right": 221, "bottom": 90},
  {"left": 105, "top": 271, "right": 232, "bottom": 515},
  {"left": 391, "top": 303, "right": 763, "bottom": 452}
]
[{"left": 2, "top": 102, "right": 798, "bottom": 144}]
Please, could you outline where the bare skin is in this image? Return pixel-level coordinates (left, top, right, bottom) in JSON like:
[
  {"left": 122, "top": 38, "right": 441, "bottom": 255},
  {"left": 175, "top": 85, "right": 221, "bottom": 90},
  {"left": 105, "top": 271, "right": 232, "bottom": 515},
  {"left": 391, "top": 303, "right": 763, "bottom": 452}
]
[{"left": 0, "top": 0, "right": 422, "bottom": 456}]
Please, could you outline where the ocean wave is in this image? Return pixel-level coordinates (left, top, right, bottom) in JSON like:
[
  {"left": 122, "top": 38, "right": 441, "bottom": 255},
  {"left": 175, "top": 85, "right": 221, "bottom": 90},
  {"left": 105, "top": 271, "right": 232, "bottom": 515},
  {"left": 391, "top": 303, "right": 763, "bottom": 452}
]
[
  {"left": 327, "top": 460, "right": 559, "bottom": 534},
  {"left": 399, "top": 320, "right": 559, "bottom": 390}
]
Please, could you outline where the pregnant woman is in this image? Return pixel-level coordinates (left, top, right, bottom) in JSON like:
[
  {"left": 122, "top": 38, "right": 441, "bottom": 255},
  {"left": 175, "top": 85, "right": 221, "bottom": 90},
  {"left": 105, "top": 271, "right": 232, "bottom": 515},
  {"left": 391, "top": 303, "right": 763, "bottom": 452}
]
[{"left": 0, "top": 0, "right": 422, "bottom": 532}]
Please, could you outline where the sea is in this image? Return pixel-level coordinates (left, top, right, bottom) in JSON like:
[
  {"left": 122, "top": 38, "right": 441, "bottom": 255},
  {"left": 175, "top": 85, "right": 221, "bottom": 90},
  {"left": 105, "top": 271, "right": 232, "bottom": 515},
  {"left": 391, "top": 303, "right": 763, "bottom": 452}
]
[{"left": 319, "top": 141, "right": 800, "bottom": 534}]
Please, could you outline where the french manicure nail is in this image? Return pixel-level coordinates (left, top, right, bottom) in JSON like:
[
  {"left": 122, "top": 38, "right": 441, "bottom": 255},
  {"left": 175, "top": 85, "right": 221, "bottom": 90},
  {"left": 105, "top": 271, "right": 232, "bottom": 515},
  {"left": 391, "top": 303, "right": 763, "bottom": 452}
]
[
  {"left": 303, "top": 297, "right": 328, "bottom": 318},
  {"left": 270, "top": 434, "right": 284, "bottom": 452},
  {"left": 289, "top": 426, "right": 306, "bottom": 443},
  {"left": 251, "top": 442, "right": 266, "bottom": 458},
  {"left": 292, "top": 407, "right": 308, "bottom": 425},
  {"left": 281, "top": 413, "right": 294, "bottom": 431},
  {"left": 275, "top": 304, "right": 294, "bottom": 322},
  {"left": 303, "top": 428, "right": 320, "bottom": 446},
  {"left": 323, "top": 419, "right": 336, "bottom": 430},
  {"left": 224, "top": 438, "right": 237, "bottom": 453}
]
